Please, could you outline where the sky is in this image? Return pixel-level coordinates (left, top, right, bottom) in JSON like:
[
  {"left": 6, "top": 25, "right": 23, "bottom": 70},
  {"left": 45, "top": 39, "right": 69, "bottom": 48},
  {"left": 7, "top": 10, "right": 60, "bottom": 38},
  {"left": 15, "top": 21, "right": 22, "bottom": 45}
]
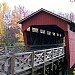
[{"left": 0, "top": 0, "right": 75, "bottom": 13}]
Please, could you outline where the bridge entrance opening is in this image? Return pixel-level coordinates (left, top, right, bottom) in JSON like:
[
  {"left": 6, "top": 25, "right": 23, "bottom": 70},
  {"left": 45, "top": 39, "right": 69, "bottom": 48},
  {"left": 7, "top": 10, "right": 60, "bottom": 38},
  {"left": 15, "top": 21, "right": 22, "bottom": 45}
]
[
  {"left": 26, "top": 25, "right": 65, "bottom": 49},
  {"left": 24, "top": 25, "right": 67, "bottom": 75}
]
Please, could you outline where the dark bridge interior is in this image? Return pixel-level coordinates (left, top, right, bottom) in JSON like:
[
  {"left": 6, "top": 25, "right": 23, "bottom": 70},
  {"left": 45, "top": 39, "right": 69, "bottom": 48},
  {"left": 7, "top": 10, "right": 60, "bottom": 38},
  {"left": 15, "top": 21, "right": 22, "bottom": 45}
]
[{"left": 26, "top": 25, "right": 64, "bottom": 49}]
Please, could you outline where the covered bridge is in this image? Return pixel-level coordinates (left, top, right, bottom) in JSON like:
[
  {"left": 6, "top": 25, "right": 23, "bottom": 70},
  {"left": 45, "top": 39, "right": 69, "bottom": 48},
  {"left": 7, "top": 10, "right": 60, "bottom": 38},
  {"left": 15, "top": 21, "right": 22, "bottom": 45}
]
[{"left": 18, "top": 8, "right": 75, "bottom": 68}]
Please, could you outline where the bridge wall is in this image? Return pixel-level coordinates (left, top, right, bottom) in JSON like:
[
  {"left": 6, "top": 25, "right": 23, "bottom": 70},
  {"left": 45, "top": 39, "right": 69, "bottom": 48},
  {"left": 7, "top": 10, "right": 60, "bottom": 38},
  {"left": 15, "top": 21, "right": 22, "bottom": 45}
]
[{"left": 68, "top": 26, "right": 75, "bottom": 68}]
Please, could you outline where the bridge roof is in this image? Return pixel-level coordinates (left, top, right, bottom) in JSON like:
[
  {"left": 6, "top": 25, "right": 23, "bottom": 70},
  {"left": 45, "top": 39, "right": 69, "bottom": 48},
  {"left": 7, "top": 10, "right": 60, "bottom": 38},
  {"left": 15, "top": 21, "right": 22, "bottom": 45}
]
[
  {"left": 18, "top": 8, "right": 75, "bottom": 32},
  {"left": 18, "top": 8, "right": 72, "bottom": 24}
]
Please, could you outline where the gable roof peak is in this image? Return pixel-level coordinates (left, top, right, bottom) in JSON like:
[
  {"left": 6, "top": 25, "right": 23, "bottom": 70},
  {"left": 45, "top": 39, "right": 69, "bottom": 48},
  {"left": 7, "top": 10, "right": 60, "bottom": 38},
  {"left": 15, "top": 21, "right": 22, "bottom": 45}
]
[{"left": 18, "top": 8, "right": 72, "bottom": 24}]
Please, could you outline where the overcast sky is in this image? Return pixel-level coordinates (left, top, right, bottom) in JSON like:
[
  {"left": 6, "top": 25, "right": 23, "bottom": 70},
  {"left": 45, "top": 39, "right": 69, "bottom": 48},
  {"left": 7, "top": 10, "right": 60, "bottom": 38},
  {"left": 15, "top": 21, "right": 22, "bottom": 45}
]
[{"left": 0, "top": 0, "right": 75, "bottom": 13}]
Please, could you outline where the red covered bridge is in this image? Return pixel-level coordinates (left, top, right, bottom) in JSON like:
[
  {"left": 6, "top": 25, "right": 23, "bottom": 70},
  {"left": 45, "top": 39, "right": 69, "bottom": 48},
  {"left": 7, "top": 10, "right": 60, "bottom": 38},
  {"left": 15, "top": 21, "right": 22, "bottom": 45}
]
[{"left": 18, "top": 8, "right": 75, "bottom": 72}]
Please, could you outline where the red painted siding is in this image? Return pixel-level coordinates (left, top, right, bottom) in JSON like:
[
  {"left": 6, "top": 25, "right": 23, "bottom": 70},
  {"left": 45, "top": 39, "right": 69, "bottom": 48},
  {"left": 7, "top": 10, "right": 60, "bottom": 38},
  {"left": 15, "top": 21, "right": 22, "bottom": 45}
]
[
  {"left": 22, "top": 11, "right": 68, "bottom": 32},
  {"left": 68, "top": 26, "right": 75, "bottom": 68}
]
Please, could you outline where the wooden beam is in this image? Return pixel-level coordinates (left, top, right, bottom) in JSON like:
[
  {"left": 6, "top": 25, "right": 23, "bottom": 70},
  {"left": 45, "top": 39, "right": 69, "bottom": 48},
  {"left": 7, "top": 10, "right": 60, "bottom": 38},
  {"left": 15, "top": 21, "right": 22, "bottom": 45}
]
[
  {"left": 23, "top": 31, "right": 28, "bottom": 45},
  {"left": 64, "top": 31, "right": 70, "bottom": 68},
  {"left": 30, "top": 26, "right": 32, "bottom": 45}
]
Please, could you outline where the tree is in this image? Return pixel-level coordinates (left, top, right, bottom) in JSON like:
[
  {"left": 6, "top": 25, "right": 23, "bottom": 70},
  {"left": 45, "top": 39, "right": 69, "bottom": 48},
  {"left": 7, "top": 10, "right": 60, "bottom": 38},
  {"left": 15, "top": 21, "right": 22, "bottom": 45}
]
[
  {"left": 4, "top": 26, "right": 20, "bottom": 46},
  {"left": 10, "top": 5, "right": 29, "bottom": 45},
  {"left": 2, "top": 2, "right": 9, "bottom": 14},
  {"left": 0, "top": 3, "right": 29, "bottom": 46},
  {"left": 0, "top": 2, "right": 9, "bottom": 46}
]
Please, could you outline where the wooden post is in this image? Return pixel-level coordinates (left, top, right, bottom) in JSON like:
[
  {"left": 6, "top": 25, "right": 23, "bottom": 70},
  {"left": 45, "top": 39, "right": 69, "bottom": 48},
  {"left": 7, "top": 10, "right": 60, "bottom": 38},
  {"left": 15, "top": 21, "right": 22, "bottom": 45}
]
[
  {"left": 31, "top": 51, "right": 34, "bottom": 75},
  {"left": 45, "top": 29, "right": 47, "bottom": 44},
  {"left": 52, "top": 48, "right": 54, "bottom": 71},
  {"left": 38, "top": 28, "right": 40, "bottom": 44},
  {"left": 30, "top": 26, "right": 32, "bottom": 45},
  {"left": 11, "top": 53, "right": 15, "bottom": 75},
  {"left": 5, "top": 46, "right": 7, "bottom": 54},
  {"left": 23, "top": 31, "right": 28, "bottom": 45},
  {"left": 64, "top": 31, "right": 70, "bottom": 68},
  {"left": 44, "top": 50, "right": 46, "bottom": 75},
  {"left": 52, "top": 48, "right": 54, "bottom": 75}
]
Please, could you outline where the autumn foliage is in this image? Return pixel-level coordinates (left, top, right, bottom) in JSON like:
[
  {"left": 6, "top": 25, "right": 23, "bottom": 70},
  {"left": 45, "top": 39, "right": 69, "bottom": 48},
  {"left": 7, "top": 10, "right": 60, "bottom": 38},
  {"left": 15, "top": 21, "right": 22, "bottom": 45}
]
[{"left": 0, "top": 2, "right": 29, "bottom": 46}]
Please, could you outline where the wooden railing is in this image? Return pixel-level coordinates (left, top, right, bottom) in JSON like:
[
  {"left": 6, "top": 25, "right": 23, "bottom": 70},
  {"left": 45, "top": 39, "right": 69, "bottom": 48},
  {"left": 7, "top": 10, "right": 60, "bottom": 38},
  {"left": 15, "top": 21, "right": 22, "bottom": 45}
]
[{"left": 0, "top": 46, "right": 65, "bottom": 75}]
